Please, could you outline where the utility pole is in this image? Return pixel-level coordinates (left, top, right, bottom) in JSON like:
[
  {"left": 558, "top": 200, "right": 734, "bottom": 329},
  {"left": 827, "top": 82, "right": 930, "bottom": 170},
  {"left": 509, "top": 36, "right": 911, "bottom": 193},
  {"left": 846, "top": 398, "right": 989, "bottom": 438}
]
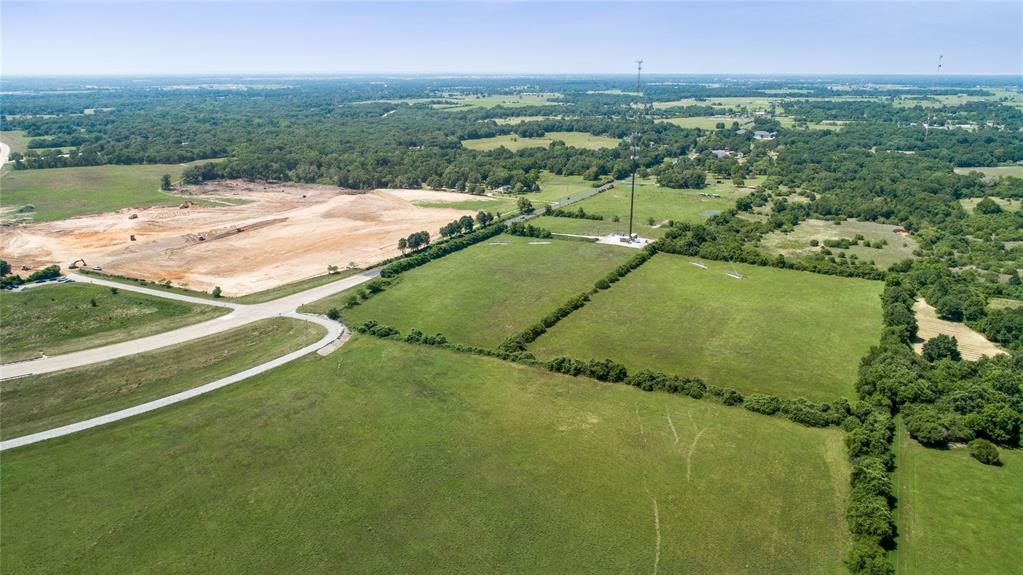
[{"left": 627, "top": 59, "right": 643, "bottom": 240}]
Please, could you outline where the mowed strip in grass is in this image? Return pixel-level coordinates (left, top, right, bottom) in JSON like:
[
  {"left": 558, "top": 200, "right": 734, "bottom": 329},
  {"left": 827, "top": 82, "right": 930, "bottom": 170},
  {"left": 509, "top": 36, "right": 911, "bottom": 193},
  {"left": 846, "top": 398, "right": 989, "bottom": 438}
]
[
  {"left": 461, "top": 131, "right": 620, "bottom": 151},
  {"left": 0, "top": 317, "right": 324, "bottom": 440},
  {"left": 0, "top": 283, "right": 230, "bottom": 363},
  {"left": 894, "top": 424, "right": 1023, "bottom": 574},
  {"left": 0, "top": 337, "right": 850, "bottom": 573},
  {"left": 305, "top": 235, "right": 634, "bottom": 348},
  {"left": 529, "top": 254, "right": 883, "bottom": 402},
  {"left": 0, "top": 161, "right": 217, "bottom": 222},
  {"left": 532, "top": 178, "right": 757, "bottom": 238}
]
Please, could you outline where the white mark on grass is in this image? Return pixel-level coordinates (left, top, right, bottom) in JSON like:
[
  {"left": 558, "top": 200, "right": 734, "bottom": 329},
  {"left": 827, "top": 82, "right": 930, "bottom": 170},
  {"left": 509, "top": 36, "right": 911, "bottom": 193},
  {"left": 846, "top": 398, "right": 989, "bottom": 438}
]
[
  {"left": 652, "top": 497, "right": 662, "bottom": 575},
  {"left": 685, "top": 411, "right": 709, "bottom": 483},
  {"left": 666, "top": 411, "right": 679, "bottom": 444}
]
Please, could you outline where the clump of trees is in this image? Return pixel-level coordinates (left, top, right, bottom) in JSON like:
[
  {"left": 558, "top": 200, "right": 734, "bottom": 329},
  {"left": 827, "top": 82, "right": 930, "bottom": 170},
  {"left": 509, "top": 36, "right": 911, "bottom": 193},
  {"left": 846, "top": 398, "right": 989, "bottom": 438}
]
[
  {"left": 382, "top": 224, "right": 505, "bottom": 278},
  {"left": 507, "top": 222, "right": 552, "bottom": 238},
  {"left": 544, "top": 205, "right": 603, "bottom": 220}
]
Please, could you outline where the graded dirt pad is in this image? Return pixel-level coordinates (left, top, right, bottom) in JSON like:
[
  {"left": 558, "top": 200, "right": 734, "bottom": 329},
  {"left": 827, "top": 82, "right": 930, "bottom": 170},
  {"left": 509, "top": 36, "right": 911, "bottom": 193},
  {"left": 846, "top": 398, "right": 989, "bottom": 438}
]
[
  {"left": 0, "top": 181, "right": 483, "bottom": 295},
  {"left": 912, "top": 299, "right": 1006, "bottom": 360}
]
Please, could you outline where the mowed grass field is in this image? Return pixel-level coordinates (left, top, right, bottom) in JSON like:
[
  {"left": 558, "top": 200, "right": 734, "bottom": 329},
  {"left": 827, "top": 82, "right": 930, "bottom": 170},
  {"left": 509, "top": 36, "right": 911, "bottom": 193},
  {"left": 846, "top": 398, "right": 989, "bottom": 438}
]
[
  {"left": 524, "top": 171, "right": 602, "bottom": 204},
  {"left": 439, "top": 93, "right": 561, "bottom": 110},
  {"left": 0, "top": 337, "right": 851, "bottom": 573},
  {"left": 953, "top": 166, "right": 1023, "bottom": 179},
  {"left": 0, "top": 161, "right": 217, "bottom": 222},
  {"left": 304, "top": 235, "right": 633, "bottom": 349},
  {"left": 461, "top": 131, "right": 620, "bottom": 151},
  {"left": 894, "top": 423, "right": 1023, "bottom": 574},
  {"left": 657, "top": 116, "right": 746, "bottom": 130},
  {"left": 0, "top": 283, "right": 229, "bottom": 363},
  {"left": 1, "top": 130, "right": 31, "bottom": 155},
  {"left": 959, "top": 197, "right": 1021, "bottom": 213},
  {"left": 1, "top": 317, "right": 323, "bottom": 440},
  {"left": 530, "top": 254, "right": 883, "bottom": 402},
  {"left": 532, "top": 177, "right": 757, "bottom": 238},
  {"left": 760, "top": 218, "right": 919, "bottom": 270}
]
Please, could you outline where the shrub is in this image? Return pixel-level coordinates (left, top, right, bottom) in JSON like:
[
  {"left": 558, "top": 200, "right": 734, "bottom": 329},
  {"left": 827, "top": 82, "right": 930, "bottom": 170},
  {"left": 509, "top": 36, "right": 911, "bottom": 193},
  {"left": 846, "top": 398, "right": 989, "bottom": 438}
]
[
  {"left": 211, "top": 286, "right": 222, "bottom": 298},
  {"left": 968, "top": 438, "right": 1001, "bottom": 466},
  {"left": 326, "top": 308, "right": 341, "bottom": 321},
  {"left": 743, "top": 394, "right": 783, "bottom": 415}
]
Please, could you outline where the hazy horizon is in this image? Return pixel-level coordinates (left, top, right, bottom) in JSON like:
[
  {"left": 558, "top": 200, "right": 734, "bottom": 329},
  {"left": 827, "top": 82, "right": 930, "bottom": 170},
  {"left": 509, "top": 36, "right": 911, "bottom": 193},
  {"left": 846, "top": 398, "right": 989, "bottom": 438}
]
[{"left": 3, "top": 1, "right": 1021, "bottom": 77}]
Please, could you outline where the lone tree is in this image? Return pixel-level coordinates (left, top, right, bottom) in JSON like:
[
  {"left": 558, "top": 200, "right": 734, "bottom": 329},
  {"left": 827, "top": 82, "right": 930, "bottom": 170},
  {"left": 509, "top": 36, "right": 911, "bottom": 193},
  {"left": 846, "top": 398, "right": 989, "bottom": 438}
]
[
  {"left": 0, "top": 259, "right": 9, "bottom": 276},
  {"left": 398, "top": 237, "right": 408, "bottom": 254},
  {"left": 922, "top": 334, "right": 961, "bottom": 362},
  {"left": 968, "top": 439, "right": 1001, "bottom": 466},
  {"left": 161, "top": 174, "right": 172, "bottom": 191},
  {"left": 212, "top": 286, "right": 222, "bottom": 298},
  {"left": 517, "top": 196, "right": 534, "bottom": 214}
]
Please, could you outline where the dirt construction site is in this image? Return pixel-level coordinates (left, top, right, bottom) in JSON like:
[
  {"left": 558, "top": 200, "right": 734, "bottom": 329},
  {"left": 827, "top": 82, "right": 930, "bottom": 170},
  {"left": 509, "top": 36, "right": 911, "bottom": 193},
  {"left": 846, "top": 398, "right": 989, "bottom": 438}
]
[{"left": 0, "top": 181, "right": 488, "bottom": 295}]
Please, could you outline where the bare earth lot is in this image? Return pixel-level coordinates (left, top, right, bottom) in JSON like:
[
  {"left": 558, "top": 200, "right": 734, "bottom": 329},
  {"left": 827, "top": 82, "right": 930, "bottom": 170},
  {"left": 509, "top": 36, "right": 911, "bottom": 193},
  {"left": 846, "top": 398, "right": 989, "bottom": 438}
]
[
  {"left": 912, "top": 299, "right": 1006, "bottom": 360},
  {"left": 0, "top": 181, "right": 482, "bottom": 295}
]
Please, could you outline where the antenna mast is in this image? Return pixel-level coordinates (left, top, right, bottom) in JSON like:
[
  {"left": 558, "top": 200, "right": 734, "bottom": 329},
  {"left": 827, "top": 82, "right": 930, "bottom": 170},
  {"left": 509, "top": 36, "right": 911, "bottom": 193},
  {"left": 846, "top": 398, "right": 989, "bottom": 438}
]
[{"left": 627, "top": 59, "right": 643, "bottom": 240}]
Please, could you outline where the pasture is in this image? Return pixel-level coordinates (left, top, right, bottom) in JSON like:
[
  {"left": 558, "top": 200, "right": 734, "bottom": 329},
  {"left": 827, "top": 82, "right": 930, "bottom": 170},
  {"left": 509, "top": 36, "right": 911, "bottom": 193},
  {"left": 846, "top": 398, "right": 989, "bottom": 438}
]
[
  {"left": 0, "top": 283, "right": 229, "bottom": 363},
  {"left": 657, "top": 116, "right": 745, "bottom": 130},
  {"left": 760, "top": 218, "right": 919, "bottom": 270},
  {"left": 894, "top": 423, "right": 1023, "bottom": 574},
  {"left": 461, "top": 131, "right": 620, "bottom": 151},
  {"left": 954, "top": 166, "right": 1023, "bottom": 180},
  {"left": 959, "top": 196, "right": 1021, "bottom": 213},
  {"left": 304, "top": 235, "right": 633, "bottom": 349},
  {"left": 529, "top": 254, "right": 883, "bottom": 402},
  {"left": 0, "top": 337, "right": 850, "bottom": 573},
  {"left": 0, "top": 161, "right": 216, "bottom": 222},
  {"left": 532, "top": 178, "right": 755, "bottom": 238},
  {"left": 1, "top": 317, "right": 323, "bottom": 440},
  {"left": 1, "top": 130, "right": 31, "bottom": 155},
  {"left": 439, "top": 93, "right": 561, "bottom": 110}
]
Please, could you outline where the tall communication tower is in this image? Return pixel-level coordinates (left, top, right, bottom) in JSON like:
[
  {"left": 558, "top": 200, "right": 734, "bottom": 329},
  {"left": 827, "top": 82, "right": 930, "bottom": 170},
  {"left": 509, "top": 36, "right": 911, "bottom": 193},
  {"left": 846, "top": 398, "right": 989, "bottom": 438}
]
[{"left": 627, "top": 59, "right": 643, "bottom": 239}]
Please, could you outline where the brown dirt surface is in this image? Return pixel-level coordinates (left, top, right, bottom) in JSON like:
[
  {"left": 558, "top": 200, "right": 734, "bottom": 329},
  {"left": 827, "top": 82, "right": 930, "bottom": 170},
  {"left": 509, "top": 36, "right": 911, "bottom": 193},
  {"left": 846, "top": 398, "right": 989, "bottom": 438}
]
[
  {"left": 0, "top": 181, "right": 489, "bottom": 295},
  {"left": 912, "top": 299, "right": 1007, "bottom": 360}
]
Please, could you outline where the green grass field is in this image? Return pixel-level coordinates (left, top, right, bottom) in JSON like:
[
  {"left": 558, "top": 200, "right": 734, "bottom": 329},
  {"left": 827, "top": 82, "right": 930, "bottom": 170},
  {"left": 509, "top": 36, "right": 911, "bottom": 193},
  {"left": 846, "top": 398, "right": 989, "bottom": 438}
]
[
  {"left": 0, "top": 161, "right": 218, "bottom": 222},
  {"left": 78, "top": 268, "right": 365, "bottom": 305},
  {"left": 954, "top": 166, "right": 1023, "bottom": 180},
  {"left": 959, "top": 196, "right": 1021, "bottom": 213},
  {"left": 530, "top": 254, "right": 883, "bottom": 402},
  {"left": 760, "top": 218, "right": 919, "bottom": 270},
  {"left": 439, "top": 93, "right": 561, "bottom": 110},
  {"left": 657, "top": 116, "right": 746, "bottom": 130},
  {"left": 0, "top": 283, "right": 230, "bottom": 363},
  {"left": 1, "top": 130, "right": 31, "bottom": 155},
  {"left": 0, "top": 337, "right": 850, "bottom": 573},
  {"left": 522, "top": 171, "right": 602, "bottom": 204},
  {"left": 531, "top": 177, "right": 756, "bottom": 238},
  {"left": 0, "top": 317, "right": 323, "bottom": 440},
  {"left": 894, "top": 423, "right": 1023, "bottom": 574},
  {"left": 303, "top": 235, "right": 633, "bottom": 348},
  {"left": 461, "top": 131, "right": 620, "bottom": 151}
]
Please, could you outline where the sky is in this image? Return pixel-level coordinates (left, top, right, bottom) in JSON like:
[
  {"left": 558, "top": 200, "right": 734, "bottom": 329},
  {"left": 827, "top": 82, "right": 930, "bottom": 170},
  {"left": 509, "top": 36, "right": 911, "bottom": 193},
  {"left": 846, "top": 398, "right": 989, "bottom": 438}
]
[{"left": 2, "top": 1, "right": 1021, "bottom": 76}]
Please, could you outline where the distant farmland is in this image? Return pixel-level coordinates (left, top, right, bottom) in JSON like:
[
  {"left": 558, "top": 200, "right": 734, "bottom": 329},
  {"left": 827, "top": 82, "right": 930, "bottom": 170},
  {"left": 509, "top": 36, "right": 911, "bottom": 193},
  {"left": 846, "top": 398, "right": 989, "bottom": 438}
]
[{"left": 461, "top": 131, "right": 620, "bottom": 151}]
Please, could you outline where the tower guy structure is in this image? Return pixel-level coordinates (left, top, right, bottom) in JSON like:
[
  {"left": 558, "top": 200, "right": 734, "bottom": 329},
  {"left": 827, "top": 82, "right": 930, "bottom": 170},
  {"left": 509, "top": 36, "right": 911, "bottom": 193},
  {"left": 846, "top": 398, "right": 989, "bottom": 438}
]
[{"left": 627, "top": 59, "right": 643, "bottom": 240}]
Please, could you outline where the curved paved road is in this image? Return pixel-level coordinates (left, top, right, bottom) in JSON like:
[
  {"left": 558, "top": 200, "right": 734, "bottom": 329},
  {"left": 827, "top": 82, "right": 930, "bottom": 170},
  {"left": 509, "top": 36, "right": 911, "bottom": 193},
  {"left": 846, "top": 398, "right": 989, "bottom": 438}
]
[
  {"left": 0, "top": 311, "right": 342, "bottom": 451},
  {"left": 0, "top": 270, "right": 379, "bottom": 379}
]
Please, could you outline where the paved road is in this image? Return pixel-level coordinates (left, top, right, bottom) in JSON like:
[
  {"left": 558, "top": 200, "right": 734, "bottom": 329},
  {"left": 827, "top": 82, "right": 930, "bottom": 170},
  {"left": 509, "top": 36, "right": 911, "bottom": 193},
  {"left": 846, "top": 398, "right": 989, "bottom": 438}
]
[
  {"left": 0, "top": 311, "right": 343, "bottom": 451},
  {"left": 508, "top": 180, "right": 620, "bottom": 224},
  {"left": 0, "top": 270, "right": 379, "bottom": 379}
]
